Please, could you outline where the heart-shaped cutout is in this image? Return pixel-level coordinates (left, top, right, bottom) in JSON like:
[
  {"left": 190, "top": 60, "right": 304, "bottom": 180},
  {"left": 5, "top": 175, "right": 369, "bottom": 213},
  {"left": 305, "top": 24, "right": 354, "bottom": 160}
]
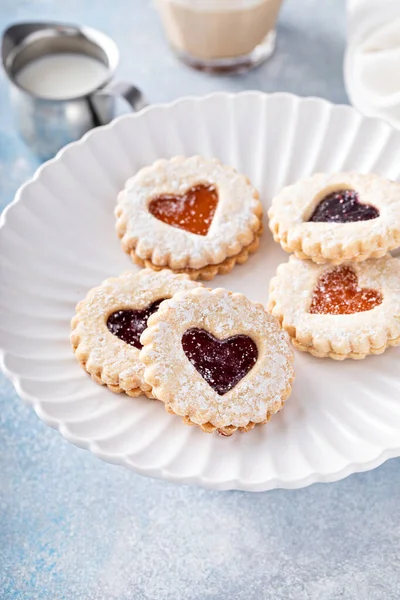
[
  {"left": 308, "top": 189, "right": 379, "bottom": 223},
  {"left": 148, "top": 184, "right": 218, "bottom": 236},
  {"left": 181, "top": 328, "right": 258, "bottom": 395},
  {"left": 309, "top": 266, "right": 382, "bottom": 315},
  {"left": 107, "top": 299, "right": 165, "bottom": 349}
]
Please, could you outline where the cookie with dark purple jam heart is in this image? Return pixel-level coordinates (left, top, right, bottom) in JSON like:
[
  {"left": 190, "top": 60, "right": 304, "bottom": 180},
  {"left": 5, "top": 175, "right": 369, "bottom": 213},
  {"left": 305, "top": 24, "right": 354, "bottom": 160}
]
[
  {"left": 70, "top": 269, "right": 201, "bottom": 397},
  {"left": 140, "top": 287, "right": 294, "bottom": 436},
  {"left": 268, "top": 172, "right": 400, "bottom": 265}
]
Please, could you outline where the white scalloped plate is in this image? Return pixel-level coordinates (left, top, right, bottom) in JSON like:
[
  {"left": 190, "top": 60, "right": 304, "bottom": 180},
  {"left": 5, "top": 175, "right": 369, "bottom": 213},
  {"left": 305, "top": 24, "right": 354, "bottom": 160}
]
[{"left": 2, "top": 92, "right": 400, "bottom": 492}]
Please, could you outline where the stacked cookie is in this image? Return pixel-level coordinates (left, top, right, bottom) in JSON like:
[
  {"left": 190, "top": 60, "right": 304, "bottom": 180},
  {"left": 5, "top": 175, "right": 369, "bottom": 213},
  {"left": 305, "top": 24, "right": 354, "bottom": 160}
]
[
  {"left": 71, "top": 157, "right": 294, "bottom": 435},
  {"left": 115, "top": 156, "right": 263, "bottom": 280},
  {"left": 268, "top": 172, "right": 400, "bottom": 360}
]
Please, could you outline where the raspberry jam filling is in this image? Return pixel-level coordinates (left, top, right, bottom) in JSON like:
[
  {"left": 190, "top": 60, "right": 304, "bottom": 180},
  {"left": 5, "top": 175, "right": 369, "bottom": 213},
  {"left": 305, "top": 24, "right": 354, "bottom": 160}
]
[
  {"left": 181, "top": 328, "right": 258, "bottom": 395},
  {"left": 308, "top": 189, "right": 379, "bottom": 223},
  {"left": 309, "top": 266, "right": 382, "bottom": 315},
  {"left": 107, "top": 299, "right": 165, "bottom": 349},
  {"left": 148, "top": 184, "right": 218, "bottom": 236}
]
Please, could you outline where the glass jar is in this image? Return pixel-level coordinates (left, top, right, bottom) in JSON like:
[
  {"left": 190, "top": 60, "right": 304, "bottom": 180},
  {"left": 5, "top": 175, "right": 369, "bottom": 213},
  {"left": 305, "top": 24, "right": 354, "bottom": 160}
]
[{"left": 156, "top": 0, "right": 283, "bottom": 73}]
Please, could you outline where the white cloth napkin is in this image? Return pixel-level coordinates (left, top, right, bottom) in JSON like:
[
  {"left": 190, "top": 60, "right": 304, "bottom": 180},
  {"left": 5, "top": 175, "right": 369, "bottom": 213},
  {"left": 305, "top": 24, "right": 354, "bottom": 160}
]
[{"left": 345, "top": 0, "right": 400, "bottom": 128}]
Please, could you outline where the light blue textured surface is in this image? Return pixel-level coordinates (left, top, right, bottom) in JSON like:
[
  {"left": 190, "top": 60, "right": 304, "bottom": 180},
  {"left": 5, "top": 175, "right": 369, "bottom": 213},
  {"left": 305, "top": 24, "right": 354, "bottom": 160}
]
[{"left": 1, "top": 1, "right": 400, "bottom": 599}]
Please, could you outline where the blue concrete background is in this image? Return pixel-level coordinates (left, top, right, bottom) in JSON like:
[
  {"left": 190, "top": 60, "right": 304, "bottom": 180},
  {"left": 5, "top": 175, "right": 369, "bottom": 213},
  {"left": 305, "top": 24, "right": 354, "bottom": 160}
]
[{"left": 1, "top": 1, "right": 400, "bottom": 599}]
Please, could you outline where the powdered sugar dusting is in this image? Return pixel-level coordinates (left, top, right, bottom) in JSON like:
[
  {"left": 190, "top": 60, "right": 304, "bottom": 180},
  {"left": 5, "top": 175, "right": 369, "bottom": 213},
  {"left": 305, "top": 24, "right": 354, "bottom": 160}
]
[
  {"left": 71, "top": 269, "right": 201, "bottom": 392},
  {"left": 268, "top": 172, "right": 400, "bottom": 261},
  {"left": 148, "top": 183, "right": 217, "bottom": 236},
  {"left": 182, "top": 328, "right": 258, "bottom": 395},
  {"left": 116, "top": 156, "right": 261, "bottom": 270},
  {"left": 141, "top": 288, "right": 294, "bottom": 429},
  {"left": 269, "top": 255, "right": 400, "bottom": 357},
  {"left": 309, "top": 266, "right": 383, "bottom": 315}
]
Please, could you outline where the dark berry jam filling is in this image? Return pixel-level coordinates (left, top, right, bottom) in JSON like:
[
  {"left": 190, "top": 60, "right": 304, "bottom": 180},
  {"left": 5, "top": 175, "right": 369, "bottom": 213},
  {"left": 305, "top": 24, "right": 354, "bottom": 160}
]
[
  {"left": 309, "top": 189, "right": 379, "bottom": 223},
  {"left": 181, "top": 328, "right": 258, "bottom": 395}
]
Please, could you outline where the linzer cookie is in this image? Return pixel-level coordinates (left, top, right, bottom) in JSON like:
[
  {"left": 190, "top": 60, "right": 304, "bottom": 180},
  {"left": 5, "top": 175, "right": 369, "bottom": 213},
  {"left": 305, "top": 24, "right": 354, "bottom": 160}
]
[
  {"left": 115, "top": 156, "right": 263, "bottom": 280},
  {"left": 268, "top": 172, "right": 400, "bottom": 264},
  {"left": 268, "top": 255, "right": 400, "bottom": 360},
  {"left": 70, "top": 269, "right": 201, "bottom": 396},
  {"left": 140, "top": 287, "right": 294, "bottom": 435}
]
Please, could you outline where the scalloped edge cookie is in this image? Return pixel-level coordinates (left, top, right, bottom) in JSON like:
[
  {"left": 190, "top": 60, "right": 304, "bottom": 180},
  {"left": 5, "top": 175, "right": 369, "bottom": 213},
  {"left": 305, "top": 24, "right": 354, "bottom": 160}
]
[
  {"left": 268, "top": 172, "right": 400, "bottom": 264},
  {"left": 140, "top": 287, "right": 294, "bottom": 435},
  {"left": 268, "top": 254, "right": 400, "bottom": 360},
  {"left": 70, "top": 269, "right": 201, "bottom": 396},
  {"left": 116, "top": 156, "right": 263, "bottom": 279}
]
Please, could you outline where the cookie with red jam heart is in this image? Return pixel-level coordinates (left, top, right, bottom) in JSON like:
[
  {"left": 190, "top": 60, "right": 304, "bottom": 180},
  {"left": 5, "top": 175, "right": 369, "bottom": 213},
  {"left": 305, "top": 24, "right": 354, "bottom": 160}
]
[
  {"left": 70, "top": 270, "right": 201, "bottom": 396},
  {"left": 268, "top": 172, "right": 400, "bottom": 264},
  {"left": 140, "top": 287, "right": 294, "bottom": 435},
  {"left": 115, "top": 156, "right": 263, "bottom": 280},
  {"left": 268, "top": 255, "right": 400, "bottom": 360}
]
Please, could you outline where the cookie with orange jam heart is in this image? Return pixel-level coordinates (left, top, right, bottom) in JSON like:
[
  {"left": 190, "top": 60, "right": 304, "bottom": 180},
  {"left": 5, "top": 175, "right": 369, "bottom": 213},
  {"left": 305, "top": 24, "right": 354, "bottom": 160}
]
[
  {"left": 70, "top": 269, "right": 201, "bottom": 396},
  {"left": 268, "top": 172, "right": 400, "bottom": 264},
  {"left": 268, "top": 255, "right": 400, "bottom": 360},
  {"left": 140, "top": 287, "right": 294, "bottom": 435},
  {"left": 115, "top": 156, "right": 263, "bottom": 280}
]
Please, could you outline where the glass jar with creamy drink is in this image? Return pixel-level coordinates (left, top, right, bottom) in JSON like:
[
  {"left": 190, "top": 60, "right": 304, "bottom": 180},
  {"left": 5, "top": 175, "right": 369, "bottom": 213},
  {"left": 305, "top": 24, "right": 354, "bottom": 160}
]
[{"left": 156, "top": 0, "right": 283, "bottom": 73}]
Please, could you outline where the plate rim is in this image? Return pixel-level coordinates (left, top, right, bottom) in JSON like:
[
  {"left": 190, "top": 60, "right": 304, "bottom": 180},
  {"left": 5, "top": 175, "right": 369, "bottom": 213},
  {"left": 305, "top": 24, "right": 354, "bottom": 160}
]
[{"left": 1, "top": 90, "right": 399, "bottom": 492}]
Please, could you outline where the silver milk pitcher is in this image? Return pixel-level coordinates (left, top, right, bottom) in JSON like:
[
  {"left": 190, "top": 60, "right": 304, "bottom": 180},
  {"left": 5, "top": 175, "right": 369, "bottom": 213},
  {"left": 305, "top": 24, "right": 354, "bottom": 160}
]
[{"left": 2, "top": 22, "right": 147, "bottom": 160}]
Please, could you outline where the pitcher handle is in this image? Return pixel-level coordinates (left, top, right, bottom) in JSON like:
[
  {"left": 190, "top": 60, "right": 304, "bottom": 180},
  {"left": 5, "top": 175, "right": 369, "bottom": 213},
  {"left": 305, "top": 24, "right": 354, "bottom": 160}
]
[{"left": 94, "top": 80, "right": 147, "bottom": 112}]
